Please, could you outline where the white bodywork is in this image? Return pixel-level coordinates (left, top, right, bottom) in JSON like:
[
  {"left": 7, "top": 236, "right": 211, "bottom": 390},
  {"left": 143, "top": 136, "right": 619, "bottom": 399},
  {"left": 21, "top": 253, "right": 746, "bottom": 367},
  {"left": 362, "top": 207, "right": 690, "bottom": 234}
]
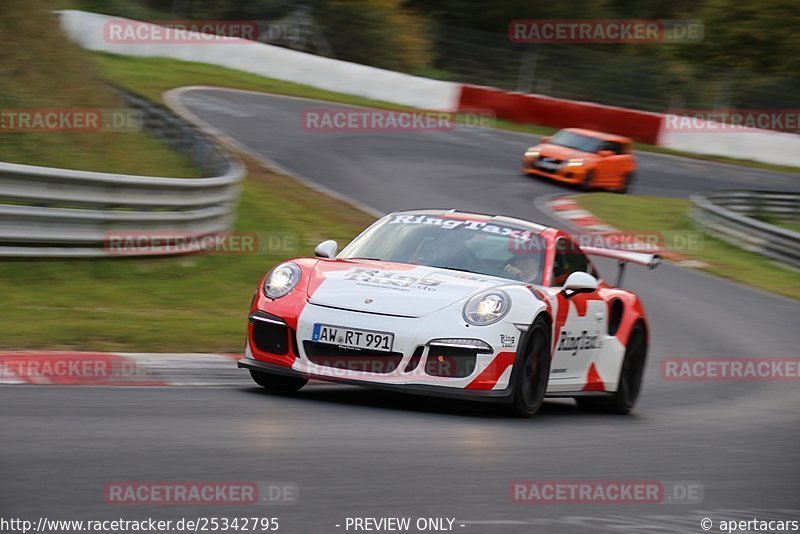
[{"left": 246, "top": 263, "right": 626, "bottom": 394}]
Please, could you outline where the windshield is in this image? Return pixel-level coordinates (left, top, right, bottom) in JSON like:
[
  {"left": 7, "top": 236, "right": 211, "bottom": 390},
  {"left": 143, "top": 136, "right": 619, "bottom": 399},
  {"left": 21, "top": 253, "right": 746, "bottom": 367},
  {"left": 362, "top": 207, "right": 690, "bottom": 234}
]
[
  {"left": 549, "top": 130, "right": 603, "bottom": 153},
  {"left": 339, "top": 213, "right": 546, "bottom": 284}
]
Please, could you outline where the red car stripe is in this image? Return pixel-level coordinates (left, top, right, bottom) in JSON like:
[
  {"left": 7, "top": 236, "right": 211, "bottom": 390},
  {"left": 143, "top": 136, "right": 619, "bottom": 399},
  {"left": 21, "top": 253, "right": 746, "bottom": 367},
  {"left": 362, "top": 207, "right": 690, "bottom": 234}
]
[
  {"left": 582, "top": 362, "right": 606, "bottom": 392},
  {"left": 466, "top": 351, "right": 516, "bottom": 390}
]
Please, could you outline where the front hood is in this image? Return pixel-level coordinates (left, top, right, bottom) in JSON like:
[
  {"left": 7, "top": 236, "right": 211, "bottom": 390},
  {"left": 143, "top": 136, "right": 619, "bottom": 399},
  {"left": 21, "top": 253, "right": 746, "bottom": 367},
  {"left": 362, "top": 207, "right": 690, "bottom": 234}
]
[
  {"left": 307, "top": 260, "right": 512, "bottom": 317},
  {"left": 538, "top": 144, "right": 593, "bottom": 161}
]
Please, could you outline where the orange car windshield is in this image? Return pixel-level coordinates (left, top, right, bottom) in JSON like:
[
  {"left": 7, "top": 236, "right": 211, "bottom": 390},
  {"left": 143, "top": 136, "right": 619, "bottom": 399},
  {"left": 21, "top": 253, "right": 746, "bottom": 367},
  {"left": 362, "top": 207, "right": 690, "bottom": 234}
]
[{"left": 550, "top": 131, "right": 603, "bottom": 153}]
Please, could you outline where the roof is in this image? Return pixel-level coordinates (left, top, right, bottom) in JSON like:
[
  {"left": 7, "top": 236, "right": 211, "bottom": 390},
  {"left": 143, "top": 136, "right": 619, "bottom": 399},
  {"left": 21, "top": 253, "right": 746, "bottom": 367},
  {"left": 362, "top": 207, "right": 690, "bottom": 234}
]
[{"left": 562, "top": 128, "right": 632, "bottom": 143}]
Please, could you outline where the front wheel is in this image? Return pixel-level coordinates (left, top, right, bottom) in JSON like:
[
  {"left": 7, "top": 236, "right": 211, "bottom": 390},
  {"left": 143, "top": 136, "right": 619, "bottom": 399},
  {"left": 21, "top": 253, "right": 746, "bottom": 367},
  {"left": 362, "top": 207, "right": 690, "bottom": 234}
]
[
  {"left": 616, "top": 171, "right": 635, "bottom": 194},
  {"left": 509, "top": 316, "right": 551, "bottom": 417},
  {"left": 579, "top": 170, "right": 595, "bottom": 192},
  {"left": 250, "top": 369, "right": 308, "bottom": 393},
  {"left": 576, "top": 322, "right": 647, "bottom": 414}
]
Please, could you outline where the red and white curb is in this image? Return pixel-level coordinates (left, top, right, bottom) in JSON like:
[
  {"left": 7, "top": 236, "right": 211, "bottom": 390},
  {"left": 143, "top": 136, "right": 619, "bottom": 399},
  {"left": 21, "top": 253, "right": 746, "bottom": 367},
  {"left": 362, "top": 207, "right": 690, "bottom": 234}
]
[
  {"left": 0, "top": 352, "right": 349, "bottom": 387},
  {"left": 0, "top": 352, "right": 245, "bottom": 386},
  {"left": 546, "top": 196, "right": 695, "bottom": 264},
  {"left": 547, "top": 197, "right": 618, "bottom": 233}
]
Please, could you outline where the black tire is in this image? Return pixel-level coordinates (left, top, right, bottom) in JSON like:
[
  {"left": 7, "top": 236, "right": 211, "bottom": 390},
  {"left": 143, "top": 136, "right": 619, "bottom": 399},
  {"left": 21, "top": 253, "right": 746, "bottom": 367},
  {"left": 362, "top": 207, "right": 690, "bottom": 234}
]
[
  {"left": 249, "top": 369, "right": 308, "bottom": 393},
  {"left": 617, "top": 171, "right": 635, "bottom": 194},
  {"left": 509, "top": 316, "right": 552, "bottom": 418},
  {"left": 576, "top": 322, "right": 647, "bottom": 414},
  {"left": 579, "top": 170, "right": 595, "bottom": 192}
]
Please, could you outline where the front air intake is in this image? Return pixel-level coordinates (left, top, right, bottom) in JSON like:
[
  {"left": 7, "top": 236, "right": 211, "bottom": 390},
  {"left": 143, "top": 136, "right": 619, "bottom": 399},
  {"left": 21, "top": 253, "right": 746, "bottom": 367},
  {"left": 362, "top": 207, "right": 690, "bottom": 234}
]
[{"left": 250, "top": 312, "right": 290, "bottom": 355}]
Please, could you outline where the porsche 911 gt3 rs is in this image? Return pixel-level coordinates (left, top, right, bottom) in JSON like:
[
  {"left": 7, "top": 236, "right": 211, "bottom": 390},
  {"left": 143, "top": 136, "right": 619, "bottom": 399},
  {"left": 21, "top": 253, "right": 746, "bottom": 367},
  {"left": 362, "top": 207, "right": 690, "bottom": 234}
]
[{"left": 238, "top": 209, "right": 660, "bottom": 417}]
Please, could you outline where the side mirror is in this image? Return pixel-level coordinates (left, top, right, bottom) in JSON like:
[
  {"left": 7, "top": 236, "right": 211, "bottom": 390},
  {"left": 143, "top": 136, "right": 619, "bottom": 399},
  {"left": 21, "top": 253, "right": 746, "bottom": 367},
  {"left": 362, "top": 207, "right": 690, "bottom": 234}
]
[
  {"left": 562, "top": 271, "right": 598, "bottom": 297},
  {"left": 540, "top": 135, "right": 552, "bottom": 143},
  {"left": 314, "top": 240, "right": 338, "bottom": 259},
  {"left": 598, "top": 150, "right": 615, "bottom": 157}
]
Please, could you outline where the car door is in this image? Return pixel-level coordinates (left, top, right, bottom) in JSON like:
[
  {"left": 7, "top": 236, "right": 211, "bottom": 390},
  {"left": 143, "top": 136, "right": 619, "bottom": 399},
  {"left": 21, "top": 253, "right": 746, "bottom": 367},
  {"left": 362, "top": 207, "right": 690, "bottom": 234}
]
[
  {"left": 620, "top": 142, "right": 636, "bottom": 174},
  {"left": 597, "top": 141, "right": 626, "bottom": 186},
  {"left": 548, "top": 238, "right": 607, "bottom": 385}
]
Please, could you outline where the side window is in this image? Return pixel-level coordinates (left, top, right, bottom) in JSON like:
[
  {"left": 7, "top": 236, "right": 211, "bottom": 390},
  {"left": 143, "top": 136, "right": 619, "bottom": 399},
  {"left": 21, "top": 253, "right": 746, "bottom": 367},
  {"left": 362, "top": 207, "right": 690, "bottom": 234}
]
[
  {"left": 551, "top": 238, "right": 594, "bottom": 286},
  {"left": 602, "top": 141, "right": 623, "bottom": 154}
]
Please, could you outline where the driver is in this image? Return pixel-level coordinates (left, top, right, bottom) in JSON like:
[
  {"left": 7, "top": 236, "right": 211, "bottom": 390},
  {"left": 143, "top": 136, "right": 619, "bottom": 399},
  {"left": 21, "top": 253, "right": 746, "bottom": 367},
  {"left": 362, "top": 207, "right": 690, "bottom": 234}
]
[{"left": 504, "top": 253, "right": 541, "bottom": 283}]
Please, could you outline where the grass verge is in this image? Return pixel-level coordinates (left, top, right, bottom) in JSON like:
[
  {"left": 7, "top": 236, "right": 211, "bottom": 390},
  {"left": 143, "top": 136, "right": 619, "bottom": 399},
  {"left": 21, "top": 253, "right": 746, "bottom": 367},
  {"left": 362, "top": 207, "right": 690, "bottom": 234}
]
[
  {"left": 0, "top": 1, "right": 200, "bottom": 176},
  {"left": 573, "top": 193, "right": 800, "bottom": 300},
  {"left": 757, "top": 215, "right": 800, "bottom": 234}
]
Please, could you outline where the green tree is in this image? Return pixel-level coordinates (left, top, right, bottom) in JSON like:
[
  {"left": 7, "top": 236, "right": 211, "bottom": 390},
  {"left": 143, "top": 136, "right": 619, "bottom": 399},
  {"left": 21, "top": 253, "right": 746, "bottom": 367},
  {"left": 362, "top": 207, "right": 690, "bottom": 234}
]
[
  {"left": 681, "top": 0, "right": 800, "bottom": 76},
  {"left": 315, "top": 0, "right": 432, "bottom": 72}
]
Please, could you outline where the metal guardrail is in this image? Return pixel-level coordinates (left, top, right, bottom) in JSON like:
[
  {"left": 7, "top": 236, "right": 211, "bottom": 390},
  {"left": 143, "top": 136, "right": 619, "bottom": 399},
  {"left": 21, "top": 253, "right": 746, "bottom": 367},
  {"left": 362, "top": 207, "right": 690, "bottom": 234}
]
[
  {"left": 0, "top": 88, "right": 246, "bottom": 257},
  {"left": 690, "top": 190, "right": 800, "bottom": 268}
]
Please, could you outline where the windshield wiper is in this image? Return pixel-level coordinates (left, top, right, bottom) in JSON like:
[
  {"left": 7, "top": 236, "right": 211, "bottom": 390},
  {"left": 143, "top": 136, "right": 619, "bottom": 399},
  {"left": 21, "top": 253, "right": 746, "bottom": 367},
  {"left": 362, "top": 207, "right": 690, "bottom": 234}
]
[{"left": 429, "top": 265, "right": 483, "bottom": 276}]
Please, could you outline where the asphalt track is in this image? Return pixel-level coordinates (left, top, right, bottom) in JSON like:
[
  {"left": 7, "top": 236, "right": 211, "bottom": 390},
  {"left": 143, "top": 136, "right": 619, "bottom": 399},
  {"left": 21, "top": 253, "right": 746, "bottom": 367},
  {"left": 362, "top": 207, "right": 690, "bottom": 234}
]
[{"left": 2, "top": 88, "right": 799, "bottom": 533}]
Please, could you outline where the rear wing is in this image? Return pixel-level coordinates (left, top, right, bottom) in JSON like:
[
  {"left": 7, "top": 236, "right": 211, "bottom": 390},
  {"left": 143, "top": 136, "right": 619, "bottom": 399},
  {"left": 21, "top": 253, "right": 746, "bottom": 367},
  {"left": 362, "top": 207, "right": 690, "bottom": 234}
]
[
  {"left": 582, "top": 246, "right": 662, "bottom": 269},
  {"left": 582, "top": 246, "right": 661, "bottom": 287}
]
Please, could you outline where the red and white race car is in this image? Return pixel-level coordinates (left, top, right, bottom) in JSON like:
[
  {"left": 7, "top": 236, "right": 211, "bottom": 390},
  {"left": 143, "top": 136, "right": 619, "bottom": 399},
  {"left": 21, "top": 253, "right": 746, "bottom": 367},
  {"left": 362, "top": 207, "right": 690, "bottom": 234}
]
[{"left": 238, "top": 209, "right": 660, "bottom": 417}]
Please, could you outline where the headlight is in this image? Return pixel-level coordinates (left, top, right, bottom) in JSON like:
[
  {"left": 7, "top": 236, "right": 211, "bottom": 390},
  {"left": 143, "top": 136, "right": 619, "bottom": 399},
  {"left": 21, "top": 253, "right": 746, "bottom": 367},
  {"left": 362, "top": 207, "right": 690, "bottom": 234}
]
[
  {"left": 525, "top": 150, "right": 540, "bottom": 158},
  {"left": 566, "top": 158, "right": 584, "bottom": 167},
  {"left": 263, "top": 262, "right": 301, "bottom": 299},
  {"left": 463, "top": 290, "right": 511, "bottom": 326}
]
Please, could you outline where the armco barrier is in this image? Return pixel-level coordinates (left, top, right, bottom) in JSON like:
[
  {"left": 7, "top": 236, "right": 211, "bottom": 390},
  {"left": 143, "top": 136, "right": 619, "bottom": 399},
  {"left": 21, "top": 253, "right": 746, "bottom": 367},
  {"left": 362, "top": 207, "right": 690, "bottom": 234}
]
[
  {"left": 0, "top": 89, "right": 245, "bottom": 257},
  {"left": 457, "top": 85, "right": 663, "bottom": 145},
  {"left": 690, "top": 191, "right": 800, "bottom": 268},
  {"left": 58, "top": 10, "right": 460, "bottom": 112}
]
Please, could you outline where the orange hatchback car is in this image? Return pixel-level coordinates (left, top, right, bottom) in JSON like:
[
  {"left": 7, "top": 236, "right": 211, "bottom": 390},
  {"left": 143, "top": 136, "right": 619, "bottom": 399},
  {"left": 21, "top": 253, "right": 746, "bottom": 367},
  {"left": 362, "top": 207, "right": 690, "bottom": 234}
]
[{"left": 521, "top": 128, "right": 637, "bottom": 193}]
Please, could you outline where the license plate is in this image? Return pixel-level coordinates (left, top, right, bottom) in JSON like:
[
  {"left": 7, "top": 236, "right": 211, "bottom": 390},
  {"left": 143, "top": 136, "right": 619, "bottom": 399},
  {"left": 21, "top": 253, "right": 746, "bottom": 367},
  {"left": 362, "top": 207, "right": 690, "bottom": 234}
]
[
  {"left": 312, "top": 324, "right": 394, "bottom": 352},
  {"left": 536, "top": 161, "right": 559, "bottom": 171}
]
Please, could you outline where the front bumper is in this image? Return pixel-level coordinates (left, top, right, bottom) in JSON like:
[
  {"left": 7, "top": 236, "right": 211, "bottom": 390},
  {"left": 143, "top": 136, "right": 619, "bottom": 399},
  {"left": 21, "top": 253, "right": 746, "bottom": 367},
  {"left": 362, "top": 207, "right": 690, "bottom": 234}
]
[
  {"left": 521, "top": 158, "right": 588, "bottom": 185},
  {"left": 246, "top": 300, "right": 525, "bottom": 394},
  {"left": 238, "top": 356, "right": 514, "bottom": 403}
]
